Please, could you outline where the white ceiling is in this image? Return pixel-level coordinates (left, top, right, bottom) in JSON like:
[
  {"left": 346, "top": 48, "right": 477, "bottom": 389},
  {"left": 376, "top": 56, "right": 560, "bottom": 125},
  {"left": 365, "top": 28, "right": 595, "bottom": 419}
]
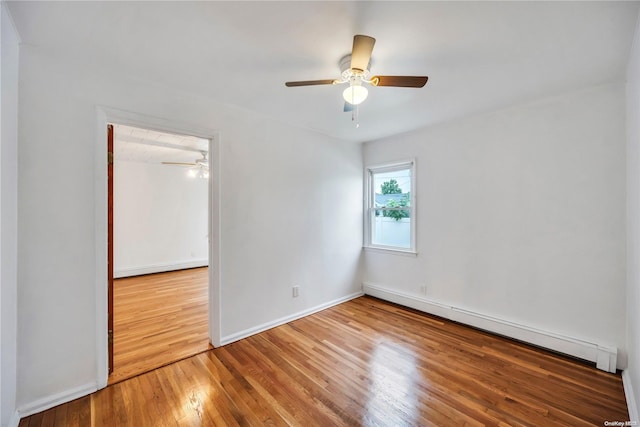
[
  {"left": 114, "top": 124, "right": 208, "bottom": 164},
  {"left": 7, "top": 1, "right": 640, "bottom": 143}
]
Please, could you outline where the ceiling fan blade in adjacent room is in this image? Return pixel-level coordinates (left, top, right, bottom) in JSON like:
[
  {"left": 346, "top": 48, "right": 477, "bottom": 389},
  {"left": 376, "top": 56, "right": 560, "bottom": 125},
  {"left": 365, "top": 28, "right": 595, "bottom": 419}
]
[
  {"left": 161, "top": 162, "right": 197, "bottom": 166},
  {"left": 371, "top": 76, "right": 428, "bottom": 88},
  {"left": 350, "top": 35, "right": 376, "bottom": 71},
  {"left": 344, "top": 102, "right": 354, "bottom": 112},
  {"left": 285, "top": 79, "right": 337, "bottom": 87}
]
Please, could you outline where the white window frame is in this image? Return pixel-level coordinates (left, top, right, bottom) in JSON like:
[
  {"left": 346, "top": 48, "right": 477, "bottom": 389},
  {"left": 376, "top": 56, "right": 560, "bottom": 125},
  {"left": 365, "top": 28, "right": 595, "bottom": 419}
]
[{"left": 364, "top": 159, "right": 416, "bottom": 254}]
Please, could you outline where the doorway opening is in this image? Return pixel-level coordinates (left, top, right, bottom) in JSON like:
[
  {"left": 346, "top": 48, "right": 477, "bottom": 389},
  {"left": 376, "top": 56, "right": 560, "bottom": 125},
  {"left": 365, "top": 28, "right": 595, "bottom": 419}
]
[{"left": 107, "top": 123, "right": 212, "bottom": 384}]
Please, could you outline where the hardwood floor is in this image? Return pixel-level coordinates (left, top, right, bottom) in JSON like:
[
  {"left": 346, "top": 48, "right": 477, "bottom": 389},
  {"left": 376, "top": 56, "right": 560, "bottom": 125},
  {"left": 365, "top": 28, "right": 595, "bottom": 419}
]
[
  {"left": 21, "top": 296, "right": 628, "bottom": 426},
  {"left": 108, "top": 267, "right": 211, "bottom": 384}
]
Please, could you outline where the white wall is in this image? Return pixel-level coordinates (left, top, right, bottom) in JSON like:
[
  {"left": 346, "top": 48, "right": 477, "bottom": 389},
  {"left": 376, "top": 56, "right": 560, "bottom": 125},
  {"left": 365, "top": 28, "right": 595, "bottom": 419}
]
[
  {"left": 364, "top": 83, "right": 627, "bottom": 368},
  {"left": 1, "top": 3, "right": 19, "bottom": 426},
  {"left": 113, "top": 160, "right": 208, "bottom": 278},
  {"left": 626, "top": 10, "right": 640, "bottom": 422},
  {"left": 16, "top": 47, "right": 363, "bottom": 411}
]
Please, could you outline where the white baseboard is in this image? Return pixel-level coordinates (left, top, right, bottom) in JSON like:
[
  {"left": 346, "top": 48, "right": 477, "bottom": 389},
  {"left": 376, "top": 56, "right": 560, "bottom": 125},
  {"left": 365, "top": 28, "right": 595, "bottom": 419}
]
[
  {"left": 114, "top": 259, "right": 208, "bottom": 278},
  {"left": 623, "top": 370, "right": 639, "bottom": 422},
  {"left": 16, "top": 382, "right": 98, "bottom": 419},
  {"left": 220, "top": 291, "right": 364, "bottom": 346},
  {"left": 363, "top": 282, "right": 619, "bottom": 373},
  {"left": 14, "top": 291, "right": 363, "bottom": 422}
]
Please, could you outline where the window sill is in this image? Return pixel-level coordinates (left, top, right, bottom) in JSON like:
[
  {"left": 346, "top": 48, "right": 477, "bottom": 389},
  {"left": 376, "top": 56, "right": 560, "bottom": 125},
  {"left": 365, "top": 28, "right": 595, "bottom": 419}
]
[{"left": 363, "top": 246, "right": 418, "bottom": 257}]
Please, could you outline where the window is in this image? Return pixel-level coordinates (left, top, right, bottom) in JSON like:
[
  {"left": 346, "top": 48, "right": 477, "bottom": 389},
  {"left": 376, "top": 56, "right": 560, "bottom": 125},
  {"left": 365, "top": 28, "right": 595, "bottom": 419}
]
[{"left": 365, "top": 160, "right": 416, "bottom": 252}]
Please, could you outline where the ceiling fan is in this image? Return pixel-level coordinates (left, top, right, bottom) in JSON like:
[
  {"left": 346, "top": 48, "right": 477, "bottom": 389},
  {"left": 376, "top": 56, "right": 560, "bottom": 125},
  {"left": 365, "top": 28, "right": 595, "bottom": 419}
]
[
  {"left": 162, "top": 151, "right": 209, "bottom": 179},
  {"left": 285, "top": 35, "right": 428, "bottom": 117}
]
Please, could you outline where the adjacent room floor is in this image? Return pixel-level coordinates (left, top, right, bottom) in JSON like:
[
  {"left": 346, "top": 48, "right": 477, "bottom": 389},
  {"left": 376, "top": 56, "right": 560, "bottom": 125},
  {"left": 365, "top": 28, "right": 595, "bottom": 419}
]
[
  {"left": 109, "top": 267, "right": 211, "bottom": 384},
  {"left": 20, "top": 295, "right": 628, "bottom": 426}
]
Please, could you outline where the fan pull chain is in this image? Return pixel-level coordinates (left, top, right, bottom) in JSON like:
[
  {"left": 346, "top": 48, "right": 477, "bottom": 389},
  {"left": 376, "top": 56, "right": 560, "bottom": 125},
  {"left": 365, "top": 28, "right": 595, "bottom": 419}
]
[{"left": 351, "top": 104, "right": 360, "bottom": 128}]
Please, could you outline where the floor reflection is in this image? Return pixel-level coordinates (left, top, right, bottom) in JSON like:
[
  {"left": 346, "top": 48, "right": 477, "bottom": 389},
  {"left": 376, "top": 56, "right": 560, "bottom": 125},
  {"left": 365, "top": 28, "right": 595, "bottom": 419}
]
[
  {"left": 181, "top": 382, "right": 213, "bottom": 425},
  {"left": 364, "top": 340, "right": 420, "bottom": 427}
]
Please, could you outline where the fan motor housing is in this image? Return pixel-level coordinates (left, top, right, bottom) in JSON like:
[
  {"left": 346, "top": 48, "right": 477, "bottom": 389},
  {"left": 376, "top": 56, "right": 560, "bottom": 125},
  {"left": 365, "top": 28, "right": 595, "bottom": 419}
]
[{"left": 339, "top": 54, "right": 371, "bottom": 80}]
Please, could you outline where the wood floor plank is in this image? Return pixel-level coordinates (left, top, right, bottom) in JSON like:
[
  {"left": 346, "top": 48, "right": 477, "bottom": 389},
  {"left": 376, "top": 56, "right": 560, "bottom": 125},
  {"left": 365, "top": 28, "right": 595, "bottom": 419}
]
[
  {"left": 21, "top": 296, "right": 629, "bottom": 426},
  {"left": 109, "top": 267, "right": 210, "bottom": 384}
]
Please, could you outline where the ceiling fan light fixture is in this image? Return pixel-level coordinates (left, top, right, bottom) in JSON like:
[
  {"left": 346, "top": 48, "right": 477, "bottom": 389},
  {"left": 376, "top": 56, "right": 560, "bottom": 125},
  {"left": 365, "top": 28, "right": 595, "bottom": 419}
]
[
  {"left": 343, "top": 82, "right": 368, "bottom": 105},
  {"left": 187, "top": 167, "right": 209, "bottom": 179},
  {"left": 284, "top": 34, "right": 429, "bottom": 116}
]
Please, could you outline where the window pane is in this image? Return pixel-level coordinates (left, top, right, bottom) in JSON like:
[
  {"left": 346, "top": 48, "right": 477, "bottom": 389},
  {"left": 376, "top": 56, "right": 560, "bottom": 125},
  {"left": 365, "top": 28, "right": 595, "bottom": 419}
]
[
  {"left": 373, "top": 168, "right": 411, "bottom": 209},
  {"left": 371, "top": 167, "right": 412, "bottom": 248},
  {"left": 367, "top": 163, "right": 414, "bottom": 250},
  {"left": 372, "top": 209, "right": 411, "bottom": 248}
]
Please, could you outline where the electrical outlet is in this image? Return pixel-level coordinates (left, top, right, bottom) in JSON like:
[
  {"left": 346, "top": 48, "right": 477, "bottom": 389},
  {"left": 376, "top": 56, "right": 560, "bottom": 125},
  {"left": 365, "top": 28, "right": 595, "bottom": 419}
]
[
  {"left": 293, "top": 286, "right": 300, "bottom": 298},
  {"left": 419, "top": 285, "right": 427, "bottom": 295}
]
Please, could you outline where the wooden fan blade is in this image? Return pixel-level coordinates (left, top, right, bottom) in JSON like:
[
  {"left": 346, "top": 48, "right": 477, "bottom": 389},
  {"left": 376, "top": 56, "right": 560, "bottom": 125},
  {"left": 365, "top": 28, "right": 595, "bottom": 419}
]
[
  {"left": 351, "top": 35, "right": 376, "bottom": 71},
  {"left": 162, "top": 162, "right": 196, "bottom": 166},
  {"left": 344, "top": 102, "right": 354, "bottom": 112},
  {"left": 285, "top": 79, "right": 337, "bottom": 87},
  {"left": 370, "top": 76, "right": 428, "bottom": 88}
]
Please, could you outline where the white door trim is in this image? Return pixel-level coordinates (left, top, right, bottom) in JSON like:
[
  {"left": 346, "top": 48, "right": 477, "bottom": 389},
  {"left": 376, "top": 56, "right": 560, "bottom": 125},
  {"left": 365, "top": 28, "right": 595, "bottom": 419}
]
[{"left": 94, "top": 106, "right": 221, "bottom": 389}]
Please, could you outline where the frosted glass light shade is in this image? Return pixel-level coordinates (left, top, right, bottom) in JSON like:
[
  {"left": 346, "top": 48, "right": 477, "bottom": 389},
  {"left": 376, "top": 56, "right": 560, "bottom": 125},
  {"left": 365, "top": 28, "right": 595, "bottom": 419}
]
[{"left": 343, "top": 85, "right": 368, "bottom": 105}]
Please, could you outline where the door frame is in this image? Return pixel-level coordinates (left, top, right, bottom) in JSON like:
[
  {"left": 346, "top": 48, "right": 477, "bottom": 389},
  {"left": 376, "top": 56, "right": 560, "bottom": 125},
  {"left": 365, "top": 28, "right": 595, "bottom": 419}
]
[
  {"left": 107, "top": 123, "right": 114, "bottom": 375},
  {"left": 94, "top": 106, "right": 221, "bottom": 389}
]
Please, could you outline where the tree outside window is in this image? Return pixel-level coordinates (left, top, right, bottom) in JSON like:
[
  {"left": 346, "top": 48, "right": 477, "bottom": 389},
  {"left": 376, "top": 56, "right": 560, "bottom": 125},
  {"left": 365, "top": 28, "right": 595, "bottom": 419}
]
[{"left": 378, "top": 179, "right": 410, "bottom": 221}]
